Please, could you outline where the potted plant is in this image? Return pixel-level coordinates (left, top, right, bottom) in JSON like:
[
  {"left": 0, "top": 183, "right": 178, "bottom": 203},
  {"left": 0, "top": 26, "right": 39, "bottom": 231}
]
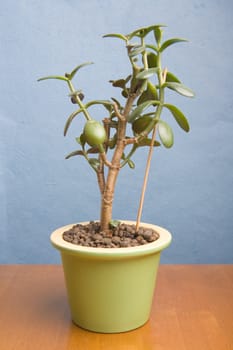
[{"left": 38, "top": 24, "right": 194, "bottom": 333}]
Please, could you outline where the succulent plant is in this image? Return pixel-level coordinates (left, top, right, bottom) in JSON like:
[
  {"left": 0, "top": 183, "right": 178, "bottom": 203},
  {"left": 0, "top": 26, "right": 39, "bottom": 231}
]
[{"left": 38, "top": 24, "right": 194, "bottom": 233}]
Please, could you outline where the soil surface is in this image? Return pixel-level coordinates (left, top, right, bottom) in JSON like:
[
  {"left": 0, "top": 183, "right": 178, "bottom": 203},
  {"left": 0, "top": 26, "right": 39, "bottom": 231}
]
[{"left": 63, "top": 221, "right": 160, "bottom": 248}]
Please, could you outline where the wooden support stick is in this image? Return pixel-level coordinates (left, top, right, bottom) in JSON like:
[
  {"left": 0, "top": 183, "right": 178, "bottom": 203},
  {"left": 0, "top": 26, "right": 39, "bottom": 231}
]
[{"left": 135, "top": 125, "right": 157, "bottom": 231}]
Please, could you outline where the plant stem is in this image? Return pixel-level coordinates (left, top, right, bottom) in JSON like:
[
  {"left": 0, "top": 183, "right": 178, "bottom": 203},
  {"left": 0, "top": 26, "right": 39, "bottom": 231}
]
[
  {"left": 141, "top": 37, "right": 148, "bottom": 70},
  {"left": 100, "top": 118, "right": 127, "bottom": 232},
  {"left": 99, "top": 41, "right": 164, "bottom": 232},
  {"left": 120, "top": 144, "right": 137, "bottom": 168},
  {"left": 97, "top": 159, "right": 105, "bottom": 194},
  {"left": 67, "top": 80, "right": 92, "bottom": 121},
  {"left": 100, "top": 76, "right": 139, "bottom": 232}
]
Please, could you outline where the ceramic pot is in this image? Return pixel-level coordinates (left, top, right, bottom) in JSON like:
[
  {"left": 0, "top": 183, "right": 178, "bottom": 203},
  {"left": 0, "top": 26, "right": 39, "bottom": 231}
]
[{"left": 50, "top": 221, "right": 172, "bottom": 333}]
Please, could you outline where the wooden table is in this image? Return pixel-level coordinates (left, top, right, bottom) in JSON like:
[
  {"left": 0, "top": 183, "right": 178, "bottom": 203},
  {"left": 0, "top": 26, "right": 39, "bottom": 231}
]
[{"left": 0, "top": 265, "right": 232, "bottom": 349}]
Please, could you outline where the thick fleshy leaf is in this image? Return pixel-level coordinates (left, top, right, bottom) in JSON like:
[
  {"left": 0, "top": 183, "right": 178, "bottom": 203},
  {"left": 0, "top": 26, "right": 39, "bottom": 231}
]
[
  {"left": 87, "top": 147, "right": 99, "bottom": 154},
  {"left": 85, "top": 100, "right": 113, "bottom": 113},
  {"left": 111, "top": 97, "right": 123, "bottom": 110},
  {"left": 129, "top": 46, "right": 145, "bottom": 57},
  {"left": 146, "top": 52, "right": 158, "bottom": 68},
  {"left": 108, "top": 134, "right": 117, "bottom": 149},
  {"left": 154, "top": 27, "right": 162, "bottom": 44},
  {"left": 128, "top": 159, "right": 135, "bottom": 169},
  {"left": 136, "top": 68, "right": 159, "bottom": 80},
  {"left": 159, "top": 38, "right": 188, "bottom": 52},
  {"left": 164, "top": 104, "right": 190, "bottom": 132},
  {"left": 110, "top": 79, "right": 126, "bottom": 88},
  {"left": 121, "top": 89, "right": 129, "bottom": 98},
  {"left": 158, "top": 120, "right": 174, "bottom": 148},
  {"left": 127, "top": 100, "right": 159, "bottom": 123},
  {"left": 88, "top": 158, "right": 100, "bottom": 171},
  {"left": 137, "top": 138, "right": 160, "bottom": 147},
  {"left": 137, "top": 81, "right": 158, "bottom": 105},
  {"left": 37, "top": 75, "right": 69, "bottom": 82},
  {"left": 146, "top": 44, "right": 158, "bottom": 52},
  {"left": 125, "top": 74, "right": 132, "bottom": 83},
  {"left": 85, "top": 100, "right": 112, "bottom": 108},
  {"left": 75, "top": 133, "right": 86, "bottom": 147},
  {"left": 68, "top": 62, "right": 94, "bottom": 80},
  {"left": 128, "top": 24, "right": 166, "bottom": 39},
  {"left": 121, "top": 152, "right": 126, "bottom": 160},
  {"left": 64, "top": 109, "right": 84, "bottom": 136},
  {"left": 103, "top": 33, "right": 128, "bottom": 41},
  {"left": 164, "top": 82, "right": 195, "bottom": 97},
  {"left": 109, "top": 220, "right": 121, "bottom": 228},
  {"left": 65, "top": 150, "right": 85, "bottom": 159},
  {"left": 166, "top": 71, "right": 181, "bottom": 83}
]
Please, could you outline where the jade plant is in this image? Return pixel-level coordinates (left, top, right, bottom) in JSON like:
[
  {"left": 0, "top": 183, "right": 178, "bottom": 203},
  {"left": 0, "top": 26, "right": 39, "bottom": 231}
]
[{"left": 38, "top": 24, "right": 194, "bottom": 233}]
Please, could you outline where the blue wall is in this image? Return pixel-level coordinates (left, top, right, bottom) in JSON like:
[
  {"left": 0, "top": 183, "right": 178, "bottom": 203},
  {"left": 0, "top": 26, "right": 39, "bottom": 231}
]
[{"left": 0, "top": 0, "right": 233, "bottom": 263}]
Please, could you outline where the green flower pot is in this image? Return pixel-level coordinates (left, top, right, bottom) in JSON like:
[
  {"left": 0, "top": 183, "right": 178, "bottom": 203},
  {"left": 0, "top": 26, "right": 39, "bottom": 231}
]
[{"left": 50, "top": 221, "right": 172, "bottom": 333}]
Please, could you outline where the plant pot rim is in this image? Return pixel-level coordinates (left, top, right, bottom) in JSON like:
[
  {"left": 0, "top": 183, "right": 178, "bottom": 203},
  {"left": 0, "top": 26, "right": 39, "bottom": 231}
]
[{"left": 50, "top": 220, "right": 172, "bottom": 259}]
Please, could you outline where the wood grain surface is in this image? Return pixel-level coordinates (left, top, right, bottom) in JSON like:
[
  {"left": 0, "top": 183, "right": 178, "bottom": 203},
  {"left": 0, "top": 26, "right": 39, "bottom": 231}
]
[{"left": 0, "top": 265, "right": 232, "bottom": 349}]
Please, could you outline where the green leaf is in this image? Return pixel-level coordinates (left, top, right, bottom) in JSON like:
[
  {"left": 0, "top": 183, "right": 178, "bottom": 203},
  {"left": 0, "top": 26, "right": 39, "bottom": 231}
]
[
  {"left": 75, "top": 133, "right": 86, "bottom": 147},
  {"left": 121, "top": 152, "right": 126, "bottom": 160},
  {"left": 166, "top": 72, "right": 181, "bottom": 83},
  {"left": 111, "top": 97, "right": 123, "bottom": 110},
  {"left": 164, "top": 82, "right": 195, "bottom": 97},
  {"left": 137, "top": 81, "right": 158, "bottom": 105},
  {"left": 154, "top": 27, "right": 163, "bottom": 45},
  {"left": 108, "top": 134, "right": 117, "bottom": 149},
  {"left": 65, "top": 150, "right": 85, "bottom": 159},
  {"left": 37, "top": 75, "right": 69, "bottom": 82},
  {"left": 109, "top": 220, "right": 121, "bottom": 228},
  {"left": 69, "top": 62, "right": 94, "bottom": 80},
  {"left": 146, "top": 44, "right": 158, "bottom": 53},
  {"left": 88, "top": 158, "right": 100, "bottom": 171},
  {"left": 136, "top": 68, "right": 159, "bottom": 80},
  {"left": 110, "top": 79, "right": 126, "bottom": 88},
  {"left": 164, "top": 104, "right": 190, "bottom": 132},
  {"left": 137, "top": 138, "right": 160, "bottom": 147},
  {"left": 128, "top": 46, "right": 145, "bottom": 57},
  {"left": 128, "top": 24, "right": 166, "bottom": 39},
  {"left": 85, "top": 100, "right": 113, "bottom": 113},
  {"left": 103, "top": 33, "right": 128, "bottom": 41},
  {"left": 64, "top": 109, "right": 84, "bottom": 136},
  {"left": 159, "top": 38, "right": 188, "bottom": 52},
  {"left": 85, "top": 100, "right": 112, "bottom": 109},
  {"left": 125, "top": 74, "right": 132, "bottom": 83},
  {"left": 87, "top": 147, "right": 99, "bottom": 154},
  {"left": 146, "top": 52, "right": 158, "bottom": 68},
  {"left": 121, "top": 89, "right": 129, "bottom": 98},
  {"left": 128, "top": 159, "right": 135, "bottom": 169},
  {"left": 127, "top": 100, "right": 159, "bottom": 123},
  {"left": 158, "top": 120, "right": 174, "bottom": 148}
]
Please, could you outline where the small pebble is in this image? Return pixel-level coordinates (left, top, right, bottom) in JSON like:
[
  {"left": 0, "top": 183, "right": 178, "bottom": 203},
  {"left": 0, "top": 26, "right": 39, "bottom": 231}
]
[
  {"left": 103, "top": 237, "right": 112, "bottom": 245},
  {"left": 93, "top": 233, "right": 102, "bottom": 241}
]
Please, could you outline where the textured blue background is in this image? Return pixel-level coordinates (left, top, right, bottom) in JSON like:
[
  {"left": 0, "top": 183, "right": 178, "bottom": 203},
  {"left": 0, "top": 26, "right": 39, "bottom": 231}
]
[{"left": 0, "top": 0, "right": 232, "bottom": 263}]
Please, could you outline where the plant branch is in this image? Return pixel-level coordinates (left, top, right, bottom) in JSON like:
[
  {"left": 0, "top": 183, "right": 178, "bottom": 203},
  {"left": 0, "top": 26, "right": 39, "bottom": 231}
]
[
  {"left": 113, "top": 102, "right": 125, "bottom": 121},
  {"left": 120, "top": 144, "right": 137, "bottom": 168},
  {"left": 67, "top": 80, "right": 92, "bottom": 121},
  {"left": 100, "top": 152, "right": 119, "bottom": 169},
  {"left": 123, "top": 137, "right": 136, "bottom": 145},
  {"left": 97, "top": 157, "right": 105, "bottom": 194}
]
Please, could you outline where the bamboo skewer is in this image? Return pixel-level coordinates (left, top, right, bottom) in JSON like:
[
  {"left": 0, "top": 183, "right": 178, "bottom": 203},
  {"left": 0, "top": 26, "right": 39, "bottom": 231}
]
[
  {"left": 135, "top": 125, "right": 157, "bottom": 231},
  {"left": 135, "top": 68, "right": 167, "bottom": 231}
]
